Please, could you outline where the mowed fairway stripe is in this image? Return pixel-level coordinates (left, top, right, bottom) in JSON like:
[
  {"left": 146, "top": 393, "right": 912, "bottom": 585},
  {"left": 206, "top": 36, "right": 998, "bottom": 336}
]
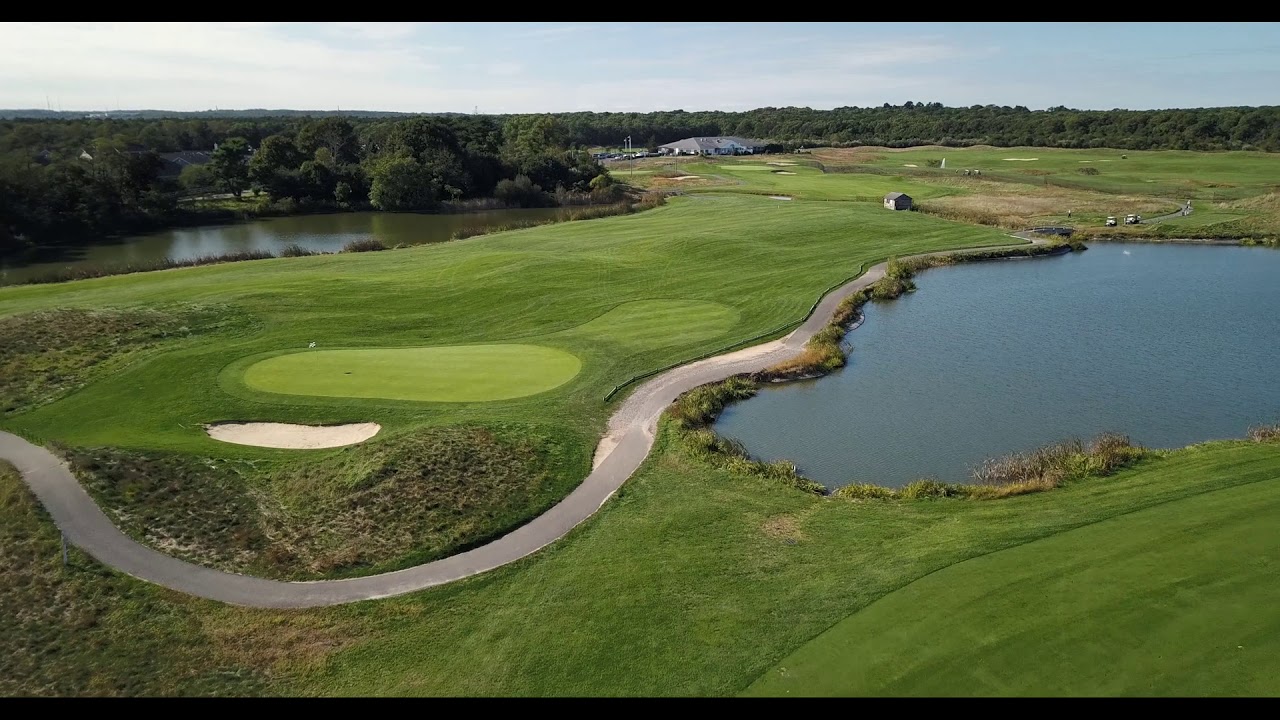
[
  {"left": 746, "top": 476, "right": 1280, "bottom": 697},
  {"left": 241, "top": 344, "right": 582, "bottom": 402}
]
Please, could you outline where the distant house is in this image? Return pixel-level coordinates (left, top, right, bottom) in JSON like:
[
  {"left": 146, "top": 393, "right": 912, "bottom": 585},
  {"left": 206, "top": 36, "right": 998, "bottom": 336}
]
[
  {"left": 158, "top": 150, "right": 214, "bottom": 178},
  {"left": 884, "top": 192, "right": 912, "bottom": 211},
  {"left": 657, "top": 136, "right": 768, "bottom": 156}
]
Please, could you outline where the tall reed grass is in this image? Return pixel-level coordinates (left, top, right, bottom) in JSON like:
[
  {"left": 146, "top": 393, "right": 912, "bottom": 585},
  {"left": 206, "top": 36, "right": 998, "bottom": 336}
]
[
  {"left": 834, "top": 433, "right": 1148, "bottom": 502},
  {"left": 1248, "top": 423, "right": 1280, "bottom": 442}
]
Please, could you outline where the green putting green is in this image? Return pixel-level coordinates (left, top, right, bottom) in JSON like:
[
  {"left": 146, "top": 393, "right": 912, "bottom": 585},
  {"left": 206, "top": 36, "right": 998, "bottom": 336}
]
[{"left": 241, "top": 344, "right": 582, "bottom": 403}]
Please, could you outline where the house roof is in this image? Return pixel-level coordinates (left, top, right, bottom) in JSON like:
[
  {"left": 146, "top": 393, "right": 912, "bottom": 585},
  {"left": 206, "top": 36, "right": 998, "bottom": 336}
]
[
  {"left": 160, "top": 150, "right": 213, "bottom": 167},
  {"left": 658, "top": 136, "right": 767, "bottom": 152},
  {"left": 885, "top": 192, "right": 909, "bottom": 200}
]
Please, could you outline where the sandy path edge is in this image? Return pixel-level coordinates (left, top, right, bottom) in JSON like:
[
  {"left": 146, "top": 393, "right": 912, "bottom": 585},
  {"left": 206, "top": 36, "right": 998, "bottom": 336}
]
[{"left": 0, "top": 231, "right": 1048, "bottom": 609}]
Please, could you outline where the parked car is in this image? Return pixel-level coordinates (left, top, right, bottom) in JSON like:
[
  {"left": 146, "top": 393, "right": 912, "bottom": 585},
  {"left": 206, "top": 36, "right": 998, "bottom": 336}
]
[{"left": 1105, "top": 216, "right": 1117, "bottom": 226}]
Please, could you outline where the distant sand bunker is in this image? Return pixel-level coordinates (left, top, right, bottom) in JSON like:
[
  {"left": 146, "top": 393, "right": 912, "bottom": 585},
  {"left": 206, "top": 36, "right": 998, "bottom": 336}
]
[
  {"left": 1003, "top": 158, "right": 1040, "bottom": 161},
  {"left": 903, "top": 163, "right": 918, "bottom": 167},
  {"left": 671, "top": 175, "right": 700, "bottom": 180},
  {"left": 774, "top": 171, "right": 797, "bottom": 175},
  {"left": 768, "top": 195, "right": 793, "bottom": 200},
  {"left": 206, "top": 422, "right": 381, "bottom": 449},
  {"left": 767, "top": 161, "right": 798, "bottom": 166}
]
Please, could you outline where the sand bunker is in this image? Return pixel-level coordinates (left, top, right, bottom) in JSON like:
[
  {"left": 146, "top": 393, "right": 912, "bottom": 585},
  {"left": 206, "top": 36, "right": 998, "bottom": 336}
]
[
  {"left": 767, "top": 195, "right": 793, "bottom": 200},
  {"left": 206, "top": 422, "right": 381, "bottom": 449},
  {"left": 671, "top": 175, "right": 700, "bottom": 180},
  {"left": 1003, "top": 157, "right": 1040, "bottom": 161},
  {"left": 767, "top": 161, "right": 798, "bottom": 166},
  {"left": 774, "top": 171, "right": 797, "bottom": 175},
  {"left": 903, "top": 163, "right": 918, "bottom": 167}
]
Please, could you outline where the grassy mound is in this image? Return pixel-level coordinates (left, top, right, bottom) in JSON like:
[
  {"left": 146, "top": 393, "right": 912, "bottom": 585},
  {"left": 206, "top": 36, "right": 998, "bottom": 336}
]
[
  {"left": 63, "top": 424, "right": 584, "bottom": 580},
  {"left": 1, "top": 305, "right": 249, "bottom": 416},
  {"left": 0, "top": 462, "right": 265, "bottom": 696},
  {"left": 241, "top": 344, "right": 583, "bottom": 403}
]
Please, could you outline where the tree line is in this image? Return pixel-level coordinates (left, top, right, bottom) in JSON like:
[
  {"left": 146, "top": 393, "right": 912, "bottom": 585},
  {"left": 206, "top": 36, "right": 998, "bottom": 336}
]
[
  {"left": 0, "top": 114, "right": 613, "bottom": 260},
  {"left": 4, "top": 102, "right": 1278, "bottom": 259}
]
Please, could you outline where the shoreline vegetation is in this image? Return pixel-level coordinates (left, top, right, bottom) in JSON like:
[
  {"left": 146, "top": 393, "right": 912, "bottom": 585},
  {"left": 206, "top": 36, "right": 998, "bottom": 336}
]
[
  {"left": 8, "top": 192, "right": 666, "bottom": 286},
  {"left": 659, "top": 237, "right": 1171, "bottom": 500}
]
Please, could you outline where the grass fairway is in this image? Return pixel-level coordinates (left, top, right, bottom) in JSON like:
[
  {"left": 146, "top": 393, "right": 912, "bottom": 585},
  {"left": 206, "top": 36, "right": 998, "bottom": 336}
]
[
  {"left": 241, "top": 345, "right": 582, "bottom": 403},
  {"left": 747, "top": 475, "right": 1280, "bottom": 696},
  {"left": 0, "top": 194, "right": 1006, "bottom": 578},
  {"left": 270, "top": 437, "right": 1280, "bottom": 696},
  {"left": 640, "top": 160, "right": 961, "bottom": 202}
]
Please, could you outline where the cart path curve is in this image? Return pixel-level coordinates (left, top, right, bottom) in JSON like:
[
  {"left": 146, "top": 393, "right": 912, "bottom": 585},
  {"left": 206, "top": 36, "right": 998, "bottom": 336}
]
[{"left": 0, "top": 231, "right": 1048, "bottom": 609}]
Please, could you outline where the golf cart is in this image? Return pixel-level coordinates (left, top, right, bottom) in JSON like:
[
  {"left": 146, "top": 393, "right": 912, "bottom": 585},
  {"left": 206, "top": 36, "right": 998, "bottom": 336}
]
[
  {"left": 1124, "top": 214, "right": 1141, "bottom": 225},
  {"left": 1105, "top": 216, "right": 1117, "bottom": 227}
]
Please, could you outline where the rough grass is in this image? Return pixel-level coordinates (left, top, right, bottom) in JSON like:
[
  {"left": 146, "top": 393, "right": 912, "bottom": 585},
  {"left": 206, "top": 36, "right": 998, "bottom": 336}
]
[
  {"left": 0, "top": 305, "right": 251, "bottom": 416},
  {"left": 62, "top": 424, "right": 583, "bottom": 580},
  {"left": 0, "top": 461, "right": 265, "bottom": 696}
]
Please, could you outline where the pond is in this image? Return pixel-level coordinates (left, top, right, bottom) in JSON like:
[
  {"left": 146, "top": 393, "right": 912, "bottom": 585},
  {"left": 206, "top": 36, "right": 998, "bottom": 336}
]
[
  {"left": 0, "top": 208, "right": 570, "bottom": 284},
  {"left": 714, "top": 243, "right": 1280, "bottom": 488}
]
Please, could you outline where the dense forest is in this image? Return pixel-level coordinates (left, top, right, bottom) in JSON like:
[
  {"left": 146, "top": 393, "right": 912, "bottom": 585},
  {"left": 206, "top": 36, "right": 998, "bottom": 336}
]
[
  {"left": 0, "top": 114, "right": 611, "bottom": 260},
  {"left": 3, "top": 103, "right": 1278, "bottom": 259}
]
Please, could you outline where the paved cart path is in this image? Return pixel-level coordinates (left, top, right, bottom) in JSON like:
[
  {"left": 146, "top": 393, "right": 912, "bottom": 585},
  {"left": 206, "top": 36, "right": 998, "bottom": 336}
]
[{"left": 0, "top": 232, "right": 1047, "bottom": 609}]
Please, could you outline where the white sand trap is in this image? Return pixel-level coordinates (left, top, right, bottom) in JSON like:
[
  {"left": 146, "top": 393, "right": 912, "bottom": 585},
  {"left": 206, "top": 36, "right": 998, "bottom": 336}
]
[
  {"left": 903, "top": 163, "right": 918, "bottom": 167},
  {"left": 767, "top": 195, "right": 793, "bottom": 200},
  {"left": 767, "top": 161, "right": 798, "bottom": 166},
  {"left": 1003, "top": 157, "right": 1040, "bottom": 161},
  {"left": 774, "top": 171, "right": 797, "bottom": 175},
  {"left": 206, "top": 422, "right": 381, "bottom": 449},
  {"left": 671, "top": 175, "right": 700, "bottom": 180}
]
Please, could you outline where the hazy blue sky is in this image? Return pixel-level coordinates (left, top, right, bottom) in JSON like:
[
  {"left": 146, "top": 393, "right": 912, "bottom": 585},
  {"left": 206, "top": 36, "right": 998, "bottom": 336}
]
[{"left": 2, "top": 22, "right": 1277, "bottom": 113}]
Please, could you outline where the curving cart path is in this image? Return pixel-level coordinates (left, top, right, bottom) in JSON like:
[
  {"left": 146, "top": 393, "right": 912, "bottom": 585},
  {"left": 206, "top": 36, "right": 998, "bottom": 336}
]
[{"left": 0, "top": 232, "right": 1049, "bottom": 609}]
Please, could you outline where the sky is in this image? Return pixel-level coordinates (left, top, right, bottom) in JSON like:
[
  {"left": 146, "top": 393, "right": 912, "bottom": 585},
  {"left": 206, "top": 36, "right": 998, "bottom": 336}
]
[{"left": 1, "top": 22, "right": 1278, "bottom": 114}]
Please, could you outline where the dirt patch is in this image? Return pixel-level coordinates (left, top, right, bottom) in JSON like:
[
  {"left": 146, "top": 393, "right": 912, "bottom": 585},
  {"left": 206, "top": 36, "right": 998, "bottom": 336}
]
[
  {"left": 206, "top": 422, "right": 381, "bottom": 449},
  {"left": 762, "top": 515, "right": 804, "bottom": 543}
]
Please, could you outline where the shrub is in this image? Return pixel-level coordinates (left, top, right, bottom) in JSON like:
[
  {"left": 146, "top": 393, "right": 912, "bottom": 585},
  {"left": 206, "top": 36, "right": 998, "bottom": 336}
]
[
  {"left": 668, "top": 376, "right": 759, "bottom": 429},
  {"left": 18, "top": 250, "right": 278, "bottom": 285},
  {"left": 833, "top": 483, "right": 895, "bottom": 500},
  {"left": 340, "top": 238, "right": 386, "bottom": 253},
  {"left": 899, "top": 478, "right": 959, "bottom": 499},
  {"left": 495, "top": 174, "right": 548, "bottom": 208},
  {"left": 1077, "top": 166, "right": 1100, "bottom": 175},
  {"left": 1248, "top": 424, "right": 1280, "bottom": 443},
  {"left": 278, "top": 243, "right": 320, "bottom": 257}
]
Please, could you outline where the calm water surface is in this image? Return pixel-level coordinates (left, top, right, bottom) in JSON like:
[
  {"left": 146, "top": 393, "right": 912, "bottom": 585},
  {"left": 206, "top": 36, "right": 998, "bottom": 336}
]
[
  {"left": 1, "top": 208, "right": 569, "bottom": 284},
  {"left": 714, "top": 243, "right": 1280, "bottom": 487}
]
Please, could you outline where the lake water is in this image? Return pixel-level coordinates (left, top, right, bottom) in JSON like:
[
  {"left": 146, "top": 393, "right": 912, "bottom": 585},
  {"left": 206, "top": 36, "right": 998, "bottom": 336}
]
[
  {"left": 0, "top": 208, "right": 569, "bottom": 284},
  {"left": 714, "top": 243, "right": 1280, "bottom": 488}
]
